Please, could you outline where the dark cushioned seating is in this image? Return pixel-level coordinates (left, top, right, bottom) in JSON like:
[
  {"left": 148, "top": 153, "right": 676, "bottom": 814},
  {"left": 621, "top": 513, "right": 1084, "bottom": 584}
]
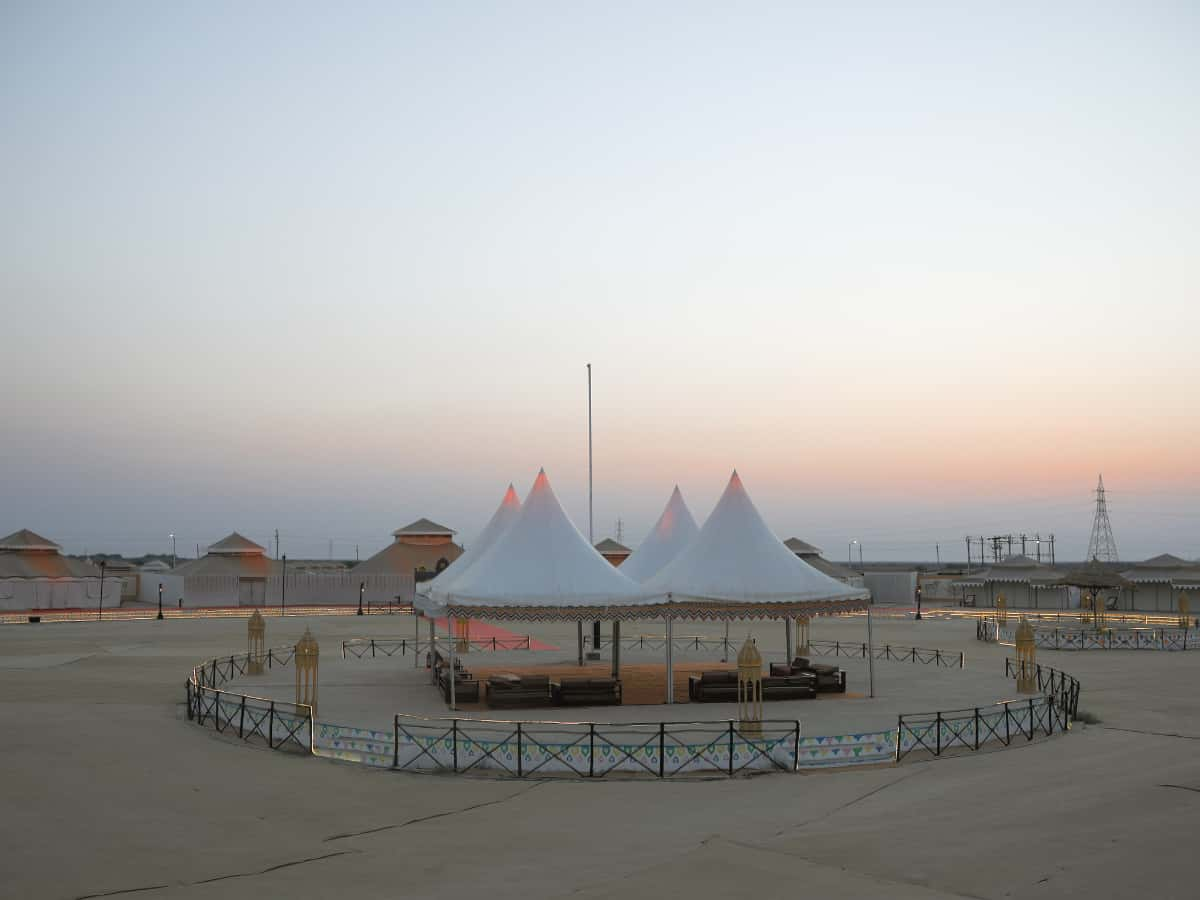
[
  {"left": 552, "top": 676, "right": 622, "bottom": 706},
  {"left": 789, "top": 657, "right": 846, "bottom": 692},
  {"left": 486, "top": 673, "right": 551, "bottom": 707},
  {"left": 688, "top": 668, "right": 817, "bottom": 702},
  {"left": 438, "top": 669, "right": 479, "bottom": 703}
]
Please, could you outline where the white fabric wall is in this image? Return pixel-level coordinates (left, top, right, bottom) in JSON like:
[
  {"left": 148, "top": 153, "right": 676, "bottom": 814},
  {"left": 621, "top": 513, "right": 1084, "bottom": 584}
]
[
  {"left": 0, "top": 577, "right": 119, "bottom": 611},
  {"left": 137, "top": 574, "right": 186, "bottom": 607},
  {"left": 862, "top": 571, "right": 916, "bottom": 605},
  {"left": 177, "top": 573, "right": 414, "bottom": 608}
]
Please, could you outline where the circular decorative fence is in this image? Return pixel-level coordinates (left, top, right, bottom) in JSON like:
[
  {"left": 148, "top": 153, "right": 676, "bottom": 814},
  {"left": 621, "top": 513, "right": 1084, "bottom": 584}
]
[{"left": 186, "top": 638, "right": 1080, "bottom": 778}]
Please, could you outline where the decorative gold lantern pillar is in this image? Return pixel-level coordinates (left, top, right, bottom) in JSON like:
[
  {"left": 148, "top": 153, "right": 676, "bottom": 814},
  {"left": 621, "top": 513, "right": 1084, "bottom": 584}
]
[
  {"left": 1178, "top": 594, "right": 1190, "bottom": 630},
  {"left": 795, "top": 616, "right": 810, "bottom": 657},
  {"left": 455, "top": 616, "right": 470, "bottom": 653},
  {"left": 995, "top": 593, "right": 1007, "bottom": 627},
  {"left": 736, "top": 636, "right": 763, "bottom": 736},
  {"left": 1092, "top": 593, "right": 1106, "bottom": 631},
  {"left": 1015, "top": 617, "right": 1036, "bottom": 694},
  {"left": 294, "top": 627, "right": 319, "bottom": 715},
  {"left": 247, "top": 609, "right": 265, "bottom": 675}
]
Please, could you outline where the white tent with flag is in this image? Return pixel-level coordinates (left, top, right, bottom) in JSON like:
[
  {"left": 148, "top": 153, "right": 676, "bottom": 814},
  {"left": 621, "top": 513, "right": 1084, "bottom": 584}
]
[
  {"left": 619, "top": 485, "right": 700, "bottom": 583},
  {"left": 434, "top": 469, "right": 657, "bottom": 620},
  {"left": 646, "top": 471, "right": 867, "bottom": 609},
  {"left": 415, "top": 483, "right": 522, "bottom": 616}
]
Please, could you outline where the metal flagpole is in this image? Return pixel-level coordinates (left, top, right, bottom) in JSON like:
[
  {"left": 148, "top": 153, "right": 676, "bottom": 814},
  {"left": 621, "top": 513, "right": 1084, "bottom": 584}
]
[{"left": 587, "top": 363, "right": 593, "bottom": 544}]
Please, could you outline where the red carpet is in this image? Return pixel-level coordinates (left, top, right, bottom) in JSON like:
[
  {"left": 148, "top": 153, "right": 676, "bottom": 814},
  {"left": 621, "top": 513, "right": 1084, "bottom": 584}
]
[{"left": 433, "top": 617, "right": 559, "bottom": 651}]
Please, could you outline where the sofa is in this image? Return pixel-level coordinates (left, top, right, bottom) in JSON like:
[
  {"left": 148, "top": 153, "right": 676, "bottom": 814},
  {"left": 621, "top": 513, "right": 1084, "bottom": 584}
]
[
  {"left": 552, "top": 677, "right": 622, "bottom": 706},
  {"left": 687, "top": 669, "right": 817, "bottom": 702},
  {"left": 785, "top": 657, "right": 847, "bottom": 693},
  {"left": 486, "top": 673, "right": 551, "bottom": 708},
  {"left": 438, "top": 669, "right": 480, "bottom": 703}
]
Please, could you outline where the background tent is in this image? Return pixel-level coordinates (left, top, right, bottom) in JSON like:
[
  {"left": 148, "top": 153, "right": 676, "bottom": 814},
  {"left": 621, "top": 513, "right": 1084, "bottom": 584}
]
[{"left": 619, "top": 486, "right": 700, "bottom": 583}]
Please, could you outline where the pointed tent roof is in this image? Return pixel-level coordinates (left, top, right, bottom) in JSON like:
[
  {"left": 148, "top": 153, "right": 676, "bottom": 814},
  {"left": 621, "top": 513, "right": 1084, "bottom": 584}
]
[
  {"left": 207, "top": 533, "right": 267, "bottom": 555},
  {"left": 619, "top": 486, "right": 701, "bottom": 583},
  {"left": 415, "top": 485, "right": 522, "bottom": 612},
  {"left": 1122, "top": 553, "right": 1200, "bottom": 584},
  {"left": 645, "top": 471, "right": 865, "bottom": 605},
  {"left": 434, "top": 470, "right": 653, "bottom": 614},
  {"left": 1133, "top": 553, "right": 1191, "bottom": 569},
  {"left": 1056, "top": 558, "right": 1133, "bottom": 590},
  {"left": 393, "top": 518, "right": 455, "bottom": 538},
  {"left": 976, "top": 554, "right": 1060, "bottom": 584},
  {"left": 0, "top": 529, "right": 61, "bottom": 552}
]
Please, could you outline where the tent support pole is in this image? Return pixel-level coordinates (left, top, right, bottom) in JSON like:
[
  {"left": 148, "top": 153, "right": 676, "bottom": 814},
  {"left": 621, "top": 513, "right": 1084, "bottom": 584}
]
[
  {"left": 414, "top": 612, "right": 421, "bottom": 668},
  {"left": 448, "top": 626, "right": 457, "bottom": 711},
  {"left": 784, "top": 615, "right": 793, "bottom": 663},
  {"left": 866, "top": 604, "right": 876, "bottom": 699},
  {"left": 611, "top": 620, "right": 621, "bottom": 680},
  {"left": 665, "top": 615, "right": 674, "bottom": 704},
  {"left": 429, "top": 618, "right": 436, "bottom": 684}
]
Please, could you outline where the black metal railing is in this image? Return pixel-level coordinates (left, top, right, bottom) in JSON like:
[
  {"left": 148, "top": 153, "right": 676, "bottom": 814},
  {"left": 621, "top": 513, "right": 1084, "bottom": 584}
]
[
  {"left": 185, "top": 647, "right": 312, "bottom": 753},
  {"left": 388, "top": 715, "right": 800, "bottom": 778},
  {"left": 895, "top": 659, "right": 1079, "bottom": 762},
  {"left": 583, "top": 634, "right": 964, "bottom": 668},
  {"left": 341, "top": 636, "right": 533, "bottom": 659}
]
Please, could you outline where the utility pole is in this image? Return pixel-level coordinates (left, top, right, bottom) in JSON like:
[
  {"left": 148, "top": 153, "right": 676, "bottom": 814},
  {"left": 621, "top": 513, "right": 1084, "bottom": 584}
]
[
  {"left": 275, "top": 529, "right": 280, "bottom": 559},
  {"left": 935, "top": 543, "right": 940, "bottom": 567}
]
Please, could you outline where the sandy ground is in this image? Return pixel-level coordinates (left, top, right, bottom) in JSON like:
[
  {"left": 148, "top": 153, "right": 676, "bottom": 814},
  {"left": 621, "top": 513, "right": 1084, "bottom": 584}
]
[{"left": 2, "top": 612, "right": 1198, "bottom": 900}]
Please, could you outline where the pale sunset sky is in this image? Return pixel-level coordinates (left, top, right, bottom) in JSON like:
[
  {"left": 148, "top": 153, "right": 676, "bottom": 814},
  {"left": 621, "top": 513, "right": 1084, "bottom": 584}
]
[{"left": 2, "top": 2, "right": 1198, "bottom": 561}]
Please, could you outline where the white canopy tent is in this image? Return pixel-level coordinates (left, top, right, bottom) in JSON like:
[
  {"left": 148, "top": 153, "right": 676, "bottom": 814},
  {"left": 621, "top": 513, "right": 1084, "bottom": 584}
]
[
  {"left": 437, "top": 469, "right": 656, "bottom": 616},
  {"left": 646, "top": 471, "right": 867, "bottom": 607},
  {"left": 415, "top": 483, "right": 522, "bottom": 617},
  {"left": 618, "top": 485, "right": 700, "bottom": 584},
  {"left": 646, "top": 471, "right": 869, "bottom": 701}
]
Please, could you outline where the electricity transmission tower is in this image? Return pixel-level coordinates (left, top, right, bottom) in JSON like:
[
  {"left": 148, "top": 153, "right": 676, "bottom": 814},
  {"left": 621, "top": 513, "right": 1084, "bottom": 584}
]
[{"left": 1086, "top": 474, "right": 1119, "bottom": 562}]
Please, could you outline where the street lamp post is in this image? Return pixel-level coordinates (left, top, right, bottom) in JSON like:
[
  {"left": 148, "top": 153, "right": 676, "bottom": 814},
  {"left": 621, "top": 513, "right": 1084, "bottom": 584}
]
[
  {"left": 849, "top": 540, "right": 858, "bottom": 569},
  {"left": 281, "top": 554, "right": 287, "bottom": 615},
  {"left": 98, "top": 560, "right": 106, "bottom": 621},
  {"left": 169, "top": 533, "right": 176, "bottom": 569},
  {"left": 357, "top": 581, "right": 364, "bottom": 616},
  {"left": 157, "top": 582, "right": 164, "bottom": 620},
  {"left": 915, "top": 584, "right": 923, "bottom": 620}
]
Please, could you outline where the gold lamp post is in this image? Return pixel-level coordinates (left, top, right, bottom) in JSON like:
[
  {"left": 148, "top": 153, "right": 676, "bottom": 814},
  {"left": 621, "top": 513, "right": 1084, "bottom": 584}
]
[
  {"left": 1015, "top": 617, "right": 1036, "bottom": 694},
  {"left": 247, "top": 609, "right": 265, "bottom": 675},
  {"left": 455, "top": 616, "right": 470, "bottom": 653},
  {"left": 795, "top": 615, "right": 810, "bottom": 658},
  {"left": 1092, "top": 592, "right": 1107, "bottom": 631},
  {"left": 736, "top": 636, "right": 763, "bottom": 736},
  {"left": 995, "top": 593, "right": 1007, "bottom": 627},
  {"left": 294, "top": 627, "right": 319, "bottom": 715},
  {"left": 1179, "top": 594, "right": 1190, "bottom": 630}
]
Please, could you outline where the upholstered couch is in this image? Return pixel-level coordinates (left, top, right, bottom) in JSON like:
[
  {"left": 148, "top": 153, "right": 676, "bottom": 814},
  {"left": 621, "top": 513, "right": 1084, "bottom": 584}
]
[
  {"left": 688, "top": 669, "right": 817, "bottom": 702},
  {"left": 486, "top": 673, "right": 551, "bottom": 707},
  {"left": 552, "top": 676, "right": 622, "bottom": 706}
]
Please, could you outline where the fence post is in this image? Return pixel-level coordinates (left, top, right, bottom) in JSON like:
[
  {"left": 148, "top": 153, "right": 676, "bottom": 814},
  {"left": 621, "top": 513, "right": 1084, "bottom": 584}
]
[
  {"left": 371, "top": 639, "right": 376, "bottom": 658},
  {"left": 517, "top": 722, "right": 523, "bottom": 777},
  {"left": 959, "top": 651, "right": 965, "bottom": 669},
  {"left": 936, "top": 649, "right": 941, "bottom": 665},
  {"left": 239, "top": 696, "right": 246, "bottom": 739},
  {"left": 186, "top": 681, "right": 193, "bottom": 720},
  {"left": 268, "top": 701, "right": 275, "bottom": 749},
  {"left": 793, "top": 720, "right": 801, "bottom": 772},
  {"left": 728, "top": 722, "right": 734, "bottom": 776},
  {"left": 973, "top": 708, "right": 979, "bottom": 750},
  {"left": 268, "top": 648, "right": 273, "bottom": 670},
  {"left": 393, "top": 715, "right": 399, "bottom": 768},
  {"left": 835, "top": 640, "right": 840, "bottom": 656},
  {"left": 912, "top": 646, "right": 917, "bottom": 663},
  {"left": 589, "top": 723, "right": 595, "bottom": 777},
  {"left": 658, "top": 723, "right": 666, "bottom": 777},
  {"left": 1005, "top": 703, "right": 1011, "bottom": 745},
  {"left": 935, "top": 712, "right": 942, "bottom": 756},
  {"left": 894, "top": 716, "right": 903, "bottom": 762},
  {"left": 452, "top": 719, "right": 458, "bottom": 773},
  {"left": 1027, "top": 698, "right": 1034, "bottom": 740}
]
